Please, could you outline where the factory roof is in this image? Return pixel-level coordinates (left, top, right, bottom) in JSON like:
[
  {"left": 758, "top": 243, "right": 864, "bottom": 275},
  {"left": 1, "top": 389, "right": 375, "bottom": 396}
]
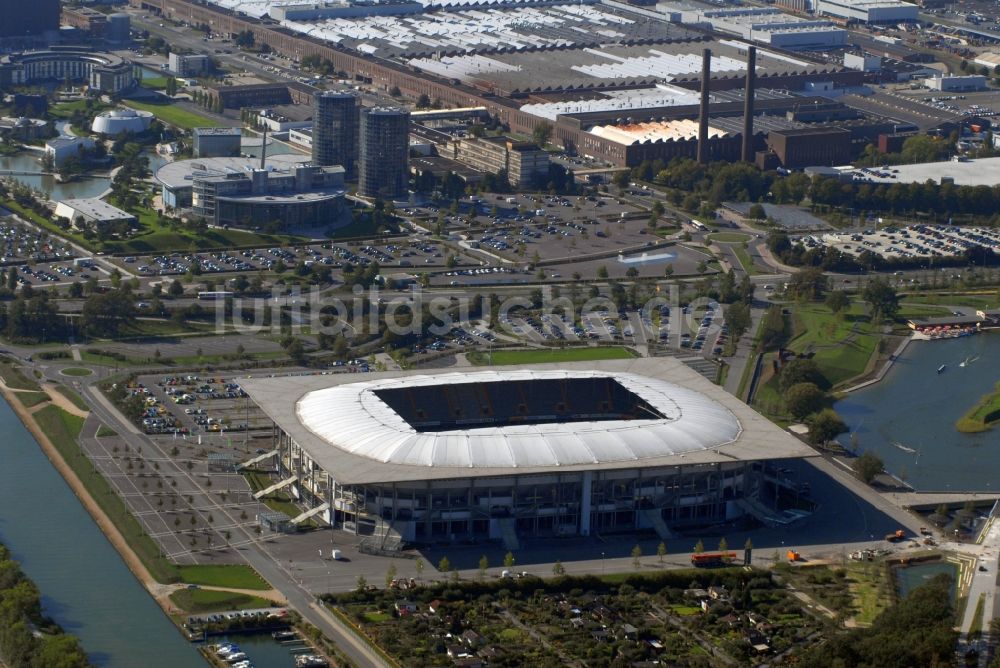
[
  {"left": 241, "top": 358, "right": 816, "bottom": 485},
  {"left": 155, "top": 154, "right": 309, "bottom": 189}
]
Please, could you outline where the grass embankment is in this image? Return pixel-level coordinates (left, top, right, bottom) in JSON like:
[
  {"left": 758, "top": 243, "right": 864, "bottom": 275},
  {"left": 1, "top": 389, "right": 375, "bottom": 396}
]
[
  {"left": 901, "top": 292, "right": 1000, "bottom": 311},
  {"left": 123, "top": 100, "right": 223, "bottom": 130},
  {"left": 15, "top": 391, "right": 51, "bottom": 408},
  {"left": 466, "top": 346, "right": 636, "bottom": 366},
  {"left": 0, "top": 361, "right": 43, "bottom": 391},
  {"left": 243, "top": 471, "right": 304, "bottom": 521},
  {"left": 778, "top": 561, "right": 893, "bottom": 626},
  {"left": 169, "top": 588, "right": 276, "bottom": 614},
  {"left": 707, "top": 232, "right": 753, "bottom": 243},
  {"left": 956, "top": 382, "right": 1000, "bottom": 433}
]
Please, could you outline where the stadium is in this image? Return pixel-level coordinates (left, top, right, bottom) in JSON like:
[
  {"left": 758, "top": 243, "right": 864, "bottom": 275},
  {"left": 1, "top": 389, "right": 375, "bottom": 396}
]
[{"left": 241, "top": 358, "right": 815, "bottom": 550}]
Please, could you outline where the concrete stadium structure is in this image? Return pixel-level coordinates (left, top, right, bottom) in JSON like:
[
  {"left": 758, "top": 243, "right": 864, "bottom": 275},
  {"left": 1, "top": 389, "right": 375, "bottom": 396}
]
[
  {"left": 0, "top": 49, "right": 135, "bottom": 93},
  {"left": 91, "top": 108, "right": 154, "bottom": 135},
  {"left": 241, "top": 359, "right": 815, "bottom": 550}
]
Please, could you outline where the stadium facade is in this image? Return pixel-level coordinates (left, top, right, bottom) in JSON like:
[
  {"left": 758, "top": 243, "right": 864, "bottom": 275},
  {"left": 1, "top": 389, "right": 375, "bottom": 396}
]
[{"left": 242, "top": 359, "right": 815, "bottom": 549}]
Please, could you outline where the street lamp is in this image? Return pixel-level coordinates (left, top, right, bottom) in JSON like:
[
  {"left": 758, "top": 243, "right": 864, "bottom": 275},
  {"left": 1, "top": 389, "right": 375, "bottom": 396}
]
[{"left": 601, "top": 551, "right": 606, "bottom": 574}]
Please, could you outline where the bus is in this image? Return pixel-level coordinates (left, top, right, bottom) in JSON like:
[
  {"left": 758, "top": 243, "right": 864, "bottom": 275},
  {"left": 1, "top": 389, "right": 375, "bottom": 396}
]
[
  {"left": 690, "top": 552, "right": 737, "bottom": 568},
  {"left": 197, "top": 291, "right": 234, "bottom": 301},
  {"left": 688, "top": 219, "right": 708, "bottom": 232}
]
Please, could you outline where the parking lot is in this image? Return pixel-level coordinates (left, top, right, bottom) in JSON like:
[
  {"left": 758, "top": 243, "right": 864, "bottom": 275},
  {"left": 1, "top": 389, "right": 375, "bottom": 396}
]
[{"left": 811, "top": 224, "right": 1000, "bottom": 262}]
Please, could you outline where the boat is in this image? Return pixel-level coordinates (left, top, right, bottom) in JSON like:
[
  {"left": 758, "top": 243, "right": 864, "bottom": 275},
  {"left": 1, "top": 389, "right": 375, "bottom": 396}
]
[
  {"left": 231, "top": 662, "right": 252, "bottom": 668},
  {"left": 891, "top": 441, "right": 916, "bottom": 454},
  {"left": 937, "top": 364, "right": 946, "bottom": 373},
  {"left": 960, "top": 356, "right": 970, "bottom": 367},
  {"left": 225, "top": 652, "right": 248, "bottom": 663},
  {"left": 272, "top": 630, "right": 299, "bottom": 641},
  {"left": 295, "top": 655, "right": 329, "bottom": 668}
]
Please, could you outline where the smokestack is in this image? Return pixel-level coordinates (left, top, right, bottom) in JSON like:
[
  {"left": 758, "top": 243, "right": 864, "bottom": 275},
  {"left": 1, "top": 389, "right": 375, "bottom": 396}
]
[
  {"left": 742, "top": 46, "right": 757, "bottom": 163},
  {"left": 697, "top": 48, "right": 711, "bottom": 166},
  {"left": 259, "top": 125, "right": 267, "bottom": 170}
]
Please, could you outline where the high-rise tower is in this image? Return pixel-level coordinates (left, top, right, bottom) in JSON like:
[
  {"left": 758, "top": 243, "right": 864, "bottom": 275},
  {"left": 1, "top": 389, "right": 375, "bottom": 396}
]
[
  {"left": 359, "top": 106, "right": 410, "bottom": 199},
  {"left": 312, "top": 91, "right": 359, "bottom": 180}
]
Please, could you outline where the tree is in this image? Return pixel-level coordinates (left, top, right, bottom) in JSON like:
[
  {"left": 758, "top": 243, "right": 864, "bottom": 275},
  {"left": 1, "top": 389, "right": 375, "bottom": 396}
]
[
  {"left": 718, "top": 536, "right": 728, "bottom": 553},
  {"left": 825, "top": 290, "right": 850, "bottom": 315},
  {"left": 863, "top": 278, "right": 900, "bottom": 321},
  {"left": 168, "top": 279, "right": 184, "bottom": 297},
  {"left": 747, "top": 203, "right": 766, "bottom": 220},
  {"left": 532, "top": 121, "right": 552, "bottom": 148},
  {"left": 696, "top": 260, "right": 707, "bottom": 274},
  {"left": 657, "top": 541, "right": 667, "bottom": 563},
  {"left": 503, "top": 551, "right": 515, "bottom": 568},
  {"left": 385, "top": 562, "right": 398, "bottom": 589},
  {"left": 414, "top": 558, "right": 425, "bottom": 580},
  {"left": 853, "top": 450, "right": 884, "bottom": 484},
  {"left": 779, "top": 358, "right": 829, "bottom": 393},
  {"left": 552, "top": 560, "right": 566, "bottom": 576},
  {"left": 356, "top": 575, "right": 368, "bottom": 591},
  {"left": 808, "top": 408, "right": 848, "bottom": 446},
  {"left": 416, "top": 93, "right": 431, "bottom": 109},
  {"left": 784, "top": 382, "right": 826, "bottom": 420},
  {"left": 596, "top": 265, "right": 608, "bottom": 279},
  {"left": 478, "top": 554, "right": 489, "bottom": 579},
  {"left": 694, "top": 539, "right": 704, "bottom": 554},
  {"left": 438, "top": 556, "right": 451, "bottom": 574},
  {"left": 631, "top": 544, "right": 642, "bottom": 570},
  {"left": 724, "top": 301, "right": 751, "bottom": 341}
]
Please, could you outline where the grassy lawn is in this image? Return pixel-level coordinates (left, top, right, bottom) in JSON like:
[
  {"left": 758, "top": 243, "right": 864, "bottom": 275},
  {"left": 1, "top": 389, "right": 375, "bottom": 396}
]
[
  {"left": 53, "top": 385, "right": 89, "bottom": 412},
  {"left": 169, "top": 588, "right": 276, "bottom": 614},
  {"left": 363, "top": 611, "right": 393, "bottom": 623},
  {"left": 96, "top": 425, "right": 118, "bottom": 438},
  {"left": 123, "top": 100, "right": 223, "bottom": 131},
  {"left": 32, "top": 405, "right": 181, "bottom": 583},
  {"left": 956, "top": 382, "right": 1000, "bottom": 433},
  {"left": 901, "top": 293, "right": 1000, "bottom": 310},
  {"left": 80, "top": 351, "right": 139, "bottom": 367},
  {"left": 786, "top": 304, "right": 879, "bottom": 388},
  {"left": 140, "top": 76, "right": 170, "bottom": 90},
  {"left": 15, "top": 391, "right": 51, "bottom": 408},
  {"left": 60, "top": 367, "right": 94, "bottom": 377},
  {"left": 0, "top": 362, "right": 43, "bottom": 391},
  {"left": 707, "top": 232, "right": 752, "bottom": 243},
  {"left": 897, "top": 302, "right": 951, "bottom": 319},
  {"left": 732, "top": 244, "right": 759, "bottom": 275},
  {"left": 467, "top": 346, "right": 636, "bottom": 366},
  {"left": 176, "top": 564, "right": 270, "bottom": 590}
]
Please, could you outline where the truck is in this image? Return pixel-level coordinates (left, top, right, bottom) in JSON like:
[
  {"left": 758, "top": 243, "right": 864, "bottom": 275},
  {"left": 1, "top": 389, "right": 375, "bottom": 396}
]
[
  {"left": 885, "top": 529, "right": 906, "bottom": 542},
  {"left": 786, "top": 550, "right": 800, "bottom": 563}
]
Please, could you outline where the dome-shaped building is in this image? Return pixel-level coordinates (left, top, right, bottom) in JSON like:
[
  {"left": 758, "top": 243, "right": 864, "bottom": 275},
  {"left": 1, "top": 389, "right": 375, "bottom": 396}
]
[{"left": 91, "top": 108, "right": 154, "bottom": 136}]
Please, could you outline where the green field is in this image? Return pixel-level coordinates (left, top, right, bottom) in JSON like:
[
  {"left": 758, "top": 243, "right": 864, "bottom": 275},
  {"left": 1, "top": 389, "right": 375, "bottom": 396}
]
[
  {"left": 123, "top": 100, "right": 222, "bottom": 130},
  {"left": 96, "top": 425, "right": 118, "bottom": 438},
  {"left": 901, "top": 293, "right": 1000, "bottom": 310},
  {"left": 467, "top": 346, "right": 636, "bottom": 366},
  {"left": 169, "top": 588, "right": 276, "bottom": 614},
  {"left": 60, "top": 367, "right": 94, "bottom": 377},
  {"left": 956, "top": 382, "right": 1000, "bottom": 433},
  {"left": 732, "top": 244, "right": 759, "bottom": 275},
  {"left": 786, "top": 304, "right": 879, "bottom": 388},
  {"left": 140, "top": 76, "right": 170, "bottom": 90},
  {"left": 32, "top": 405, "right": 181, "bottom": 583},
  {"left": 177, "top": 564, "right": 270, "bottom": 590},
  {"left": 53, "top": 384, "right": 89, "bottom": 411},
  {"left": 15, "top": 391, "right": 51, "bottom": 408}
]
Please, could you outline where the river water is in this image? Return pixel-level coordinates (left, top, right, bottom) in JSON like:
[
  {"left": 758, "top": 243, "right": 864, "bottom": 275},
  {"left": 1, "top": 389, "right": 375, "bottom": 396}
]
[
  {"left": 836, "top": 333, "right": 1000, "bottom": 492},
  {"left": 0, "top": 397, "right": 202, "bottom": 668}
]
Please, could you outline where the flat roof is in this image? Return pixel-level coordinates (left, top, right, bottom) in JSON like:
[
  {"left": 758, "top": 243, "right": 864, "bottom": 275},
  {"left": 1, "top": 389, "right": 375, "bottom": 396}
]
[
  {"left": 847, "top": 156, "right": 1000, "bottom": 187},
  {"left": 193, "top": 127, "right": 242, "bottom": 136},
  {"left": 56, "top": 198, "right": 133, "bottom": 221},
  {"left": 242, "top": 358, "right": 817, "bottom": 485},
  {"left": 155, "top": 154, "right": 309, "bottom": 189}
]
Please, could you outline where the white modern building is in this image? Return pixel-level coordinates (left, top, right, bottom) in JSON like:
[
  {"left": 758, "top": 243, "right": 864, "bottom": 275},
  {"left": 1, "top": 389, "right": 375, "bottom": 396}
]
[
  {"left": 54, "top": 198, "right": 135, "bottom": 227},
  {"left": 679, "top": 7, "right": 847, "bottom": 50},
  {"left": 816, "top": 0, "right": 918, "bottom": 24},
  {"left": 240, "top": 359, "right": 816, "bottom": 548},
  {"left": 167, "top": 52, "right": 209, "bottom": 77},
  {"left": 44, "top": 136, "right": 96, "bottom": 166},
  {"left": 91, "top": 108, "right": 154, "bottom": 135},
  {"left": 923, "top": 75, "right": 987, "bottom": 92}
]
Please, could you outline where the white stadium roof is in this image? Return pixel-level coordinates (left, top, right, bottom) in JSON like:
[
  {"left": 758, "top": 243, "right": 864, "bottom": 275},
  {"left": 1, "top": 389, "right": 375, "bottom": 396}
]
[
  {"left": 296, "top": 370, "right": 741, "bottom": 469},
  {"left": 241, "top": 358, "right": 816, "bottom": 485}
]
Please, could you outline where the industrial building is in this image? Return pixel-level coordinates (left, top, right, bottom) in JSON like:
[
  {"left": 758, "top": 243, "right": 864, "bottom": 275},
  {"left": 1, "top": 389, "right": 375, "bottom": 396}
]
[
  {"left": 675, "top": 7, "right": 847, "bottom": 50},
  {"left": 765, "top": 127, "right": 852, "bottom": 168},
  {"left": 923, "top": 75, "right": 987, "bottom": 92},
  {"left": 0, "top": 50, "right": 135, "bottom": 94},
  {"left": 239, "top": 359, "right": 815, "bottom": 547},
  {"left": 192, "top": 127, "right": 242, "bottom": 158},
  {"left": 359, "top": 107, "right": 409, "bottom": 199},
  {"left": 312, "top": 91, "right": 359, "bottom": 180},
  {"left": 155, "top": 155, "right": 346, "bottom": 227},
  {"left": 815, "top": 0, "right": 918, "bottom": 24},
  {"left": 205, "top": 81, "right": 316, "bottom": 111},
  {"left": 452, "top": 137, "right": 549, "bottom": 189},
  {"left": 168, "top": 53, "right": 209, "bottom": 77},
  {"left": 91, "top": 108, "right": 154, "bottom": 135},
  {"left": 61, "top": 6, "right": 108, "bottom": 38},
  {"left": 54, "top": 198, "right": 136, "bottom": 228}
]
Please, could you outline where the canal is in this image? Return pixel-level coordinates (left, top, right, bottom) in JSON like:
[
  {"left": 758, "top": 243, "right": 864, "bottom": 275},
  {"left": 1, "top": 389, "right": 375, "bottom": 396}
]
[
  {"left": 0, "top": 397, "right": 202, "bottom": 668},
  {"left": 836, "top": 333, "right": 1000, "bottom": 491}
]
